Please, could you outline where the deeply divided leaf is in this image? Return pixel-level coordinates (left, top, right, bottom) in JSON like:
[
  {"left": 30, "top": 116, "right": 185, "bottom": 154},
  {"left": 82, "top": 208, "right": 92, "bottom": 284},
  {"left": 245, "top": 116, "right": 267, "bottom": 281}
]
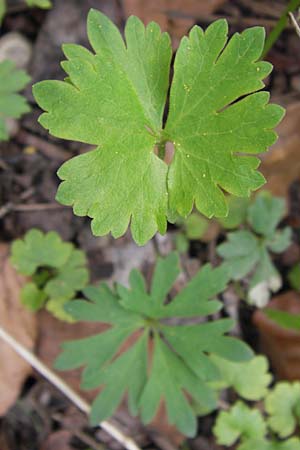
[{"left": 55, "top": 253, "right": 253, "bottom": 436}]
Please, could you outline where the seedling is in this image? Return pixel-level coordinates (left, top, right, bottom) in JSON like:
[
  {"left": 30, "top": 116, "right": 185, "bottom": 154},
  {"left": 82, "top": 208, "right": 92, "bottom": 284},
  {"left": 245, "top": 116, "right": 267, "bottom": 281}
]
[
  {"left": 11, "top": 229, "right": 89, "bottom": 322},
  {"left": 217, "top": 191, "right": 292, "bottom": 307},
  {"left": 32, "top": 9, "right": 284, "bottom": 246},
  {"left": 55, "top": 252, "right": 257, "bottom": 436},
  {"left": 17, "top": 8, "right": 288, "bottom": 438},
  {"left": 214, "top": 382, "right": 300, "bottom": 450},
  {"left": 0, "top": 60, "right": 30, "bottom": 141}
]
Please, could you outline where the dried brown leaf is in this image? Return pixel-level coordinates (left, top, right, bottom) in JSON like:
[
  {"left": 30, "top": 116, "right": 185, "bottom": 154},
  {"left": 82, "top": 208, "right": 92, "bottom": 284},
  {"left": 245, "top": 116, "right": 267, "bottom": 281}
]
[{"left": 0, "top": 243, "right": 37, "bottom": 415}]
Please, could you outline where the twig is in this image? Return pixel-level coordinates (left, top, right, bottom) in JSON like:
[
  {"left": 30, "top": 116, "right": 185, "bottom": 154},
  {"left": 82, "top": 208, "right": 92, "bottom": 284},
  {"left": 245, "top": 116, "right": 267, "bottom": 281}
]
[
  {"left": 12, "top": 203, "right": 66, "bottom": 212},
  {"left": 16, "top": 130, "right": 71, "bottom": 162},
  {"left": 0, "top": 326, "right": 142, "bottom": 450},
  {"left": 0, "top": 188, "right": 34, "bottom": 219},
  {"left": 289, "top": 11, "right": 300, "bottom": 38}
]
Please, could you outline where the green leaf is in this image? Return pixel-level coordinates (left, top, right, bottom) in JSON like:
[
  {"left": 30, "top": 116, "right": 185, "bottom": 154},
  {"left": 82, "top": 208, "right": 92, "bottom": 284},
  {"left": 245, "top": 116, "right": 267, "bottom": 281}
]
[
  {"left": 217, "top": 230, "right": 260, "bottom": 280},
  {"left": 267, "top": 227, "right": 292, "bottom": 253},
  {"left": 266, "top": 382, "right": 300, "bottom": 438},
  {"left": 33, "top": 10, "right": 284, "bottom": 245},
  {"left": 218, "top": 196, "right": 250, "bottom": 230},
  {"left": 209, "top": 354, "right": 272, "bottom": 400},
  {"left": 288, "top": 264, "right": 300, "bottom": 291},
  {"left": 0, "top": 60, "right": 30, "bottom": 141},
  {"left": 45, "top": 249, "right": 89, "bottom": 299},
  {"left": 150, "top": 252, "right": 180, "bottom": 305},
  {"left": 21, "top": 282, "right": 47, "bottom": 311},
  {"left": 213, "top": 401, "right": 266, "bottom": 446},
  {"left": 11, "top": 228, "right": 73, "bottom": 275},
  {"left": 164, "top": 22, "right": 283, "bottom": 219},
  {"left": 175, "top": 232, "right": 189, "bottom": 253},
  {"left": 265, "top": 308, "right": 300, "bottom": 331},
  {"left": 248, "top": 191, "right": 286, "bottom": 236},
  {"left": 139, "top": 333, "right": 216, "bottom": 436},
  {"left": 183, "top": 213, "right": 209, "bottom": 240},
  {"left": 46, "top": 297, "right": 76, "bottom": 322},
  {"left": 33, "top": 10, "right": 171, "bottom": 246},
  {"left": 11, "top": 229, "right": 89, "bottom": 321},
  {"left": 26, "top": 0, "right": 52, "bottom": 8},
  {"left": 56, "top": 254, "right": 252, "bottom": 436},
  {"left": 240, "top": 438, "right": 300, "bottom": 450},
  {"left": 218, "top": 203, "right": 288, "bottom": 306}
]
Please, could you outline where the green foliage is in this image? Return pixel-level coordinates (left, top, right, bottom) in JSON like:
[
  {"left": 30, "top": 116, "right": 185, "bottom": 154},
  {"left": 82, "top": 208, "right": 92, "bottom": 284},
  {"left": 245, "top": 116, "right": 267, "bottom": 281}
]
[
  {"left": 218, "top": 196, "right": 250, "bottom": 230},
  {"left": 214, "top": 401, "right": 266, "bottom": 446},
  {"left": 11, "top": 229, "right": 89, "bottom": 321},
  {"left": 26, "top": 0, "right": 52, "bottom": 8},
  {"left": 288, "top": 263, "right": 300, "bottom": 291},
  {"left": 217, "top": 191, "right": 292, "bottom": 307},
  {"left": 265, "top": 308, "right": 300, "bottom": 331},
  {"left": 214, "top": 399, "right": 300, "bottom": 450},
  {"left": 183, "top": 213, "right": 209, "bottom": 240},
  {"left": 176, "top": 212, "right": 209, "bottom": 241},
  {"left": 174, "top": 232, "right": 189, "bottom": 253},
  {"left": 265, "top": 382, "right": 300, "bottom": 438},
  {"left": 209, "top": 354, "right": 272, "bottom": 400},
  {"left": 55, "top": 252, "right": 253, "bottom": 436},
  {"left": 33, "top": 9, "right": 284, "bottom": 245},
  {"left": 0, "top": 60, "right": 30, "bottom": 141}
]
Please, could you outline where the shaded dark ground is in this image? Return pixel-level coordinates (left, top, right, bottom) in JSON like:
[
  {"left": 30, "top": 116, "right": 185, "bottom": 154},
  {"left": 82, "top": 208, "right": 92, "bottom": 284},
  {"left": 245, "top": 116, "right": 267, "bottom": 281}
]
[{"left": 1, "top": 1, "right": 300, "bottom": 449}]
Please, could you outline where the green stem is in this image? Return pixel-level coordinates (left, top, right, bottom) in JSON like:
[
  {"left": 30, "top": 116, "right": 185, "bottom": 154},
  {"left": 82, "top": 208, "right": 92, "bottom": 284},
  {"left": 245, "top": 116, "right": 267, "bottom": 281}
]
[{"left": 263, "top": 0, "right": 300, "bottom": 57}]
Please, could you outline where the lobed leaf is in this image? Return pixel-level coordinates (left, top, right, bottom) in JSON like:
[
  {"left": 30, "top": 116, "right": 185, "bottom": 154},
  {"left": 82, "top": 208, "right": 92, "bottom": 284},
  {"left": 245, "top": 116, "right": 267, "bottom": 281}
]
[
  {"left": 265, "top": 382, "right": 300, "bottom": 438},
  {"left": 11, "top": 229, "right": 89, "bottom": 321},
  {"left": 0, "top": 60, "right": 30, "bottom": 141},
  {"left": 56, "top": 253, "right": 252, "bottom": 436},
  {"left": 213, "top": 401, "right": 266, "bottom": 446},
  {"left": 248, "top": 191, "right": 286, "bottom": 237},
  {"left": 33, "top": 10, "right": 284, "bottom": 245},
  {"left": 209, "top": 354, "right": 272, "bottom": 400}
]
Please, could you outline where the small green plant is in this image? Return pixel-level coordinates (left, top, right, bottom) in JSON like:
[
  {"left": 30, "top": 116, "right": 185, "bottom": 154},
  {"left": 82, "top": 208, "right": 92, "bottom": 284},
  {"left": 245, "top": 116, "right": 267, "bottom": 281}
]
[
  {"left": 32, "top": 9, "right": 284, "bottom": 246},
  {"left": 24, "top": 8, "right": 288, "bottom": 439},
  {"left": 0, "top": 60, "right": 30, "bottom": 141},
  {"left": 265, "top": 382, "right": 300, "bottom": 437},
  {"left": 10, "top": 229, "right": 89, "bottom": 322},
  {"left": 55, "top": 252, "right": 256, "bottom": 436},
  {"left": 217, "top": 191, "right": 292, "bottom": 307},
  {"left": 213, "top": 382, "right": 300, "bottom": 450}
]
